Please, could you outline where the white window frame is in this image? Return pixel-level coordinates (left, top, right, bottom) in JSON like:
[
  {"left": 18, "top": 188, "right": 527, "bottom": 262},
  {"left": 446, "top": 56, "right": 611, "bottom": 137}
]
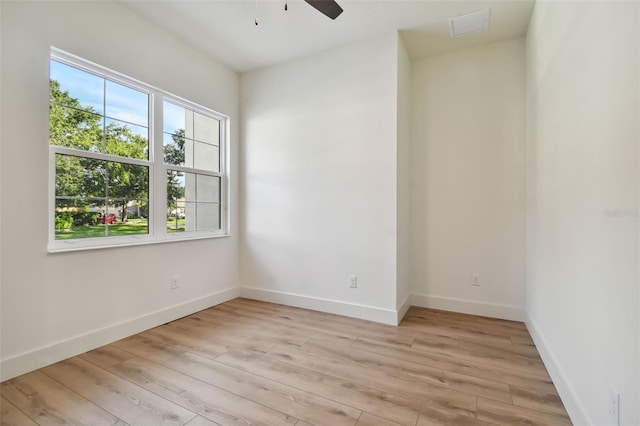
[
  {"left": 48, "top": 48, "right": 229, "bottom": 252},
  {"left": 159, "top": 96, "right": 228, "bottom": 242}
]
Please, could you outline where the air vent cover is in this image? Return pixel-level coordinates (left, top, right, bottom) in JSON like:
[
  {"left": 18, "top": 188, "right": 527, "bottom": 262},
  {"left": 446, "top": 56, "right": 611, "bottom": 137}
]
[{"left": 449, "top": 8, "right": 491, "bottom": 37}]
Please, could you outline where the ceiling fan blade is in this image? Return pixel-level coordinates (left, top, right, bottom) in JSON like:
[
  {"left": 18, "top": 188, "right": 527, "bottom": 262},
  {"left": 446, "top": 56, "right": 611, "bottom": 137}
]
[{"left": 304, "top": 0, "right": 343, "bottom": 20}]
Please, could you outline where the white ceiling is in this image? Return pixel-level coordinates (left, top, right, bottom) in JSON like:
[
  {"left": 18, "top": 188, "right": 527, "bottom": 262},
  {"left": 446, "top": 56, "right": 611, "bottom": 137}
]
[{"left": 121, "top": 0, "right": 535, "bottom": 73}]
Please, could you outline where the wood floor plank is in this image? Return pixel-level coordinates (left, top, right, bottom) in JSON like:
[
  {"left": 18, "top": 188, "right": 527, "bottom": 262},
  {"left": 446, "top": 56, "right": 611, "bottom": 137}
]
[
  {"left": 477, "top": 397, "right": 572, "bottom": 426},
  {"left": 112, "top": 332, "right": 186, "bottom": 364},
  {"left": 458, "top": 338, "right": 543, "bottom": 361},
  {"left": 165, "top": 316, "right": 276, "bottom": 353},
  {"left": 401, "top": 317, "right": 515, "bottom": 346},
  {"left": 164, "top": 351, "right": 362, "bottom": 426},
  {"left": 0, "top": 396, "right": 38, "bottom": 426},
  {"left": 291, "top": 339, "right": 508, "bottom": 407},
  {"left": 79, "top": 344, "right": 137, "bottom": 369},
  {"left": 455, "top": 336, "right": 540, "bottom": 359},
  {"left": 145, "top": 325, "right": 231, "bottom": 361},
  {"left": 297, "top": 313, "right": 416, "bottom": 347},
  {"left": 412, "top": 336, "right": 548, "bottom": 377},
  {"left": 351, "top": 338, "right": 558, "bottom": 395},
  {"left": 404, "top": 310, "right": 531, "bottom": 341},
  {"left": 406, "top": 307, "right": 529, "bottom": 334},
  {"left": 417, "top": 404, "right": 498, "bottom": 426},
  {"left": 192, "top": 309, "right": 310, "bottom": 346},
  {"left": 356, "top": 412, "right": 405, "bottom": 426},
  {"left": 216, "top": 348, "right": 421, "bottom": 425},
  {"left": 272, "top": 340, "right": 446, "bottom": 391},
  {"left": 109, "top": 356, "right": 297, "bottom": 426},
  {"left": 205, "top": 302, "right": 358, "bottom": 347},
  {"left": 510, "top": 386, "right": 569, "bottom": 417},
  {"left": 1, "top": 370, "right": 124, "bottom": 426},
  {"left": 510, "top": 334, "right": 535, "bottom": 346},
  {"left": 41, "top": 357, "right": 197, "bottom": 425},
  {"left": 185, "top": 415, "right": 221, "bottom": 426},
  {"left": 229, "top": 298, "right": 415, "bottom": 347}
]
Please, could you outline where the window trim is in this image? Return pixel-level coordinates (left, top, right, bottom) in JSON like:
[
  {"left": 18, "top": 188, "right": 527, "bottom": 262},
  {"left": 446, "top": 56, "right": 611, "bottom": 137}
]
[{"left": 48, "top": 48, "right": 229, "bottom": 253}]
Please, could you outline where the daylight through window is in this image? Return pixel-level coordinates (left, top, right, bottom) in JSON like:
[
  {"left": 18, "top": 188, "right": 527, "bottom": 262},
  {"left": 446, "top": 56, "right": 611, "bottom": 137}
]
[{"left": 48, "top": 49, "right": 228, "bottom": 251}]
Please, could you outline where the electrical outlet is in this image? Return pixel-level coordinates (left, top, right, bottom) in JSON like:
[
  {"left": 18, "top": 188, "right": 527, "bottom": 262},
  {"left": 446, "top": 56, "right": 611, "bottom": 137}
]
[
  {"left": 472, "top": 273, "right": 481, "bottom": 286},
  {"left": 348, "top": 275, "right": 357, "bottom": 288},
  {"left": 171, "top": 276, "right": 179, "bottom": 289},
  {"left": 608, "top": 385, "right": 620, "bottom": 425}
]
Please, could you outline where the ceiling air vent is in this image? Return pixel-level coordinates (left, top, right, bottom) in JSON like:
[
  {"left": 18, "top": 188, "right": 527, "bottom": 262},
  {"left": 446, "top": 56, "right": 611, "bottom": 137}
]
[{"left": 449, "top": 8, "right": 491, "bottom": 38}]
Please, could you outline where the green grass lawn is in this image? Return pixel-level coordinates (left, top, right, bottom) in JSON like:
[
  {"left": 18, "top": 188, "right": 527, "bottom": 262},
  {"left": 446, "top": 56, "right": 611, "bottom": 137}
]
[
  {"left": 56, "top": 219, "right": 148, "bottom": 239},
  {"left": 167, "top": 218, "right": 185, "bottom": 233},
  {"left": 55, "top": 218, "right": 188, "bottom": 239}
]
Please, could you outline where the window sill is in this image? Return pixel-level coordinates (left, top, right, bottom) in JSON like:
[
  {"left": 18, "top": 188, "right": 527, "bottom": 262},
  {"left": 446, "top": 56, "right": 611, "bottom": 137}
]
[{"left": 47, "top": 232, "right": 231, "bottom": 253}]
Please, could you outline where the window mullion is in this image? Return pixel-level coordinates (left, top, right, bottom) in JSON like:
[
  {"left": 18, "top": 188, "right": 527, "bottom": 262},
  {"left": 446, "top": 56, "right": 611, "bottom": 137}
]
[
  {"left": 153, "top": 94, "right": 166, "bottom": 237},
  {"left": 223, "top": 114, "right": 228, "bottom": 233},
  {"left": 48, "top": 146, "right": 57, "bottom": 243},
  {"left": 51, "top": 146, "right": 150, "bottom": 167},
  {"left": 102, "top": 79, "right": 107, "bottom": 154},
  {"left": 164, "top": 165, "right": 222, "bottom": 177}
]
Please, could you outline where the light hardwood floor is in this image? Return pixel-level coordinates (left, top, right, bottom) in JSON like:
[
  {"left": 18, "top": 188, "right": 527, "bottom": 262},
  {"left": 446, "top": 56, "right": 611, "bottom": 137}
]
[{"left": 1, "top": 298, "right": 571, "bottom": 426}]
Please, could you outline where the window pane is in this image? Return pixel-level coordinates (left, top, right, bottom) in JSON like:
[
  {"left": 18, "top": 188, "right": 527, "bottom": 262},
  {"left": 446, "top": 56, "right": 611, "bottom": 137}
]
[
  {"left": 107, "top": 163, "right": 149, "bottom": 225},
  {"left": 167, "top": 170, "right": 185, "bottom": 201},
  {"left": 196, "top": 175, "right": 220, "bottom": 202},
  {"left": 183, "top": 172, "right": 196, "bottom": 202},
  {"left": 105, "top": 80, "right": 148, "bottom": 127},
  {"left": 55, "top": 199, "right": 105, "bottom": 240},
  {"left": 163, "top": 101, "right": 195, "bottom": 167},
  {"left": 194, "top": 112, "right": 219, "bottom": 145},
  {"left": 105, "top": 119, "right": 148, "bottom": 160},
  {"left": 163, "top": 132, "right": 190, "bottom": 166},
  {"left": 105, "top": 119, "right": 148, "bottom": 140},
  {"left": 196, "top": 203, "right": 220, "bottom": 231},
  {"left": 50, "top": 60, "right": 104, "bottom": 115},
  {"left": 50, "top": 61, "right": 149, "bottom": 161},
  {"left": 163, "top": 102, "right": 220, "bottom": 171},
  {"left": 193, "top": 141, "right": 219, "bottom": 172},
  {"left": 55, "top": 154, "right": 107, "bottom": 199},
  {"left": 55, "top": 154, "right": 148, "bottom": 239},
  {"left": 167, "top": 170, "right": 185, "bottom": 232},
  {"left": 49, "top": 104, "right": 103, "bottom": 151},
  {"left": 184, "top": 138, "right": 195, "bottom": 168},
  {"left": 163, "top": 101, "right": 185, "bottom": 135},
  {"left": 167, "top": 170, "right": 220, "bottom": 233},
  {"left": 55, "top": 155, "right": 83, "bottom": 199}
]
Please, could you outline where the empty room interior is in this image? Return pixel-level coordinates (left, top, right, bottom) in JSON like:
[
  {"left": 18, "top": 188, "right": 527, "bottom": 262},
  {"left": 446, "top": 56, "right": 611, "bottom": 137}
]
[{"left": 1, "top": 0, "right": 639, "bottom": 425}]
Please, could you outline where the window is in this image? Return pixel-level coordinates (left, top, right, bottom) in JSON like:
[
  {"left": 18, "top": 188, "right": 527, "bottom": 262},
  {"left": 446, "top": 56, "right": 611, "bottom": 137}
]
[
  {"left": 164, "top": 101, "right": 222, "bottom": 232},
  {"left": 48, "top": 49, "right": 228, "bottom": 251}
]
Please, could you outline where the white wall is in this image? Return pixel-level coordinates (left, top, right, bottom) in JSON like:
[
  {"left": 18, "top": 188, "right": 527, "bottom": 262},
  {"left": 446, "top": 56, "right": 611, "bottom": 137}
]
[
  {"left": 0, "top": 1, "right": 240, "bottom": 380},
  {"left": 410, "top": 38, "right": 526, "bottom": 321},
  {"left": 396, "top": 36, "right": 412, "bottom": 320},
  {"left": 526, "top": 1, "right": 639, "bottom": 425},
  {"left": 240, "top": 34, "right": 400, "bottom": 324}
]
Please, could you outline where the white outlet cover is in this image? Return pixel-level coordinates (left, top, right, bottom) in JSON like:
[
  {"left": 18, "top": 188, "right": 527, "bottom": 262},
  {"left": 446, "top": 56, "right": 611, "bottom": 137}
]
[
  {"left": 348, "top": 275, "right": 357, "bottom": 288},
  {"left": 608, "top": 385, "right": 620, "bottom": 425},
  {"left": 472, "top": 273, "right": 481, "bottom": 286}
]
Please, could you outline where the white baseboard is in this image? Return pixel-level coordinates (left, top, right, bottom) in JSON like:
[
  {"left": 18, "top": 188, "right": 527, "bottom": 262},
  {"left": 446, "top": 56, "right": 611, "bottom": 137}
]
[
  {"left": 396, "top": 293, "right": 412, "bottom": 324},
  {"left": 410, "top": 294, "right": 525, "bottom": 322},
  {"left": 0, "top": 287, "right": 239, "bottom": 382},
  {"left": 525, "top": 313, "right": 591, "bottom": 426},
  {"left": 239, "top": 286, "right": 398, "bottom": 325}
]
